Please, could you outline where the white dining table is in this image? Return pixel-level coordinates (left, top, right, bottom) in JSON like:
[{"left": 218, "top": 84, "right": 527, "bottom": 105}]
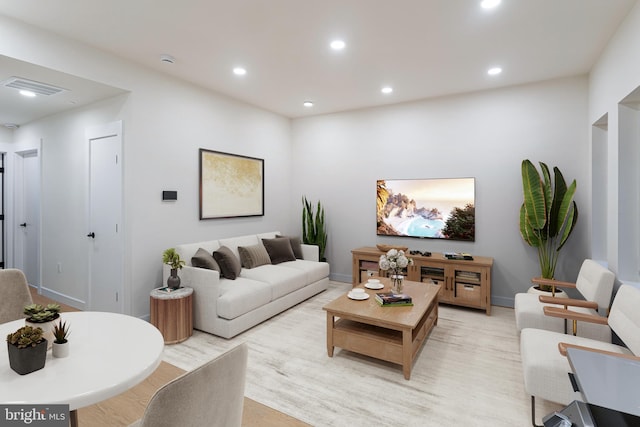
[{"left": 1, "top": 311, "right": 164, "bottom": 426}]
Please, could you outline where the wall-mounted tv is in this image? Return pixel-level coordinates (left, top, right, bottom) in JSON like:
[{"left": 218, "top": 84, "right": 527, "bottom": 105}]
[{"left": 377, "top": 178, "right": 475, "bottom": 241}]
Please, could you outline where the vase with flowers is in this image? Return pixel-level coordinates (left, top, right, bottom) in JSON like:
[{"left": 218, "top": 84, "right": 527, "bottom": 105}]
[{"left": 379, "top": 249, "right": 413, "bottom": 293}]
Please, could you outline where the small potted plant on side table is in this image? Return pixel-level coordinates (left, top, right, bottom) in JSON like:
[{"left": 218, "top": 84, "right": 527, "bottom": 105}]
[
  {"left": 6, "top": 325, "right": 47, "bottom": 375},
  {"left": 24, "top": 303, "right": 61, "bottom": 349},
  {"left": 162, "top": 248, "right": 185, "bottom": 289},
  {"left": 52, "top": 320, "right": 70, "bottom": 358}
]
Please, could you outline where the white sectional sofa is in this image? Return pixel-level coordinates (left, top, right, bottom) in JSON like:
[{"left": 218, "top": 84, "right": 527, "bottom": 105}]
[{"left": 163, "top": 231, "right": 330, "bottom": 338}]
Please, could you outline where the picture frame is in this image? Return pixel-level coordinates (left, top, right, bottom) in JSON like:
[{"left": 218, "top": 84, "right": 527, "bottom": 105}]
[{"left": 199, "top": 149, "right": 264, "bottom": 219}]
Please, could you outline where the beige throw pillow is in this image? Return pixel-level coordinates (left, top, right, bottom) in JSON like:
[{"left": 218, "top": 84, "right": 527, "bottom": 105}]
[{"left": 238, "top": 244, "right": 271, "bottom": 269}]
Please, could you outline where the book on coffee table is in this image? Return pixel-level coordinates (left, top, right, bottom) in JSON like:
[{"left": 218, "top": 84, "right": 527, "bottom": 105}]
[{"left": 375, "top": 292, "right": 413, "bottom": 306}]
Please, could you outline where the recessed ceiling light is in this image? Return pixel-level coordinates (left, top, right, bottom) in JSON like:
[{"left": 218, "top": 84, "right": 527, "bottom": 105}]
[
  {"left": 487, "top": 67, "right": 502, "bottom": 76},
  {"left": 160, "top": 54, "right": 175, "bottom": 64},
  {"left": 233, "top": 67, "right": 247, "bottom": 76},
  {"left": 381, "top": 86, "right": 393, "bottom": 94},
  {"left": 481, "top": 0, "right": 501, "bottom": 9},
  {"left": 19, "top": 90, "right": 36, "bottom": 97},
  {"left": 303, "top": 101, "right": 314, "bottom": 107},
  {"left": 330, "top": 40, "right": 346, "bottom": 50}
]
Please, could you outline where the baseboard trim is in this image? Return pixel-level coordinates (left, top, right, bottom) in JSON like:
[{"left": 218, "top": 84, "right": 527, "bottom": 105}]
[{"left": 35, "top": 285, "right": 86, "bottom": 311}]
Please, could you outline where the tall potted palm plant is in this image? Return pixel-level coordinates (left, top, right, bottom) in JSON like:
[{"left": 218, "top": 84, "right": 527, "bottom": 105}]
[{"left": 519, "top": 159, "right": 578, "bottom": 291}]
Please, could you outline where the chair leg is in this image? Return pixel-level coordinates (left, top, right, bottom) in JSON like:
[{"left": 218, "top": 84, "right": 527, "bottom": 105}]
[{"left": 531, "top": 396, "right": 543, "bottom": 427}]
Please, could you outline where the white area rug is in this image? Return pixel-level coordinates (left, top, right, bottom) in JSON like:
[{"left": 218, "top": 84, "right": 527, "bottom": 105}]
[{"left": 163, "top": 281, "right": 561, "bottom": 426}]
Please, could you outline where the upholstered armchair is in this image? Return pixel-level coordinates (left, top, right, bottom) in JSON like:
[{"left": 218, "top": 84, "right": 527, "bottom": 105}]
[
  {"left": 514, "top": 259, "right": 614, "bottom": 341},
  {"left": 520, "top": 284, "right": 640, "bottom": 426},
  {"left": 129, "top": 343, "right": 248, "bottom": 427}
]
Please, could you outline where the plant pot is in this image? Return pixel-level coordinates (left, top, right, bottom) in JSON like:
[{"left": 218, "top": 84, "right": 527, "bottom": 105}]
[
  {"left": 52, "top": 341, "right": 69, "bottom": 358},
  {"left": 25, "top": 316, "right": 59, "bottom": 350},
  {"left": 167, "top": 268, "right": 181, "bottom": 290},
  {"left": 527, "top": 286, "right": 568, "bottom": 298},
  {"left": 7, "top": 339, "right": 48, "bottom": 375}
]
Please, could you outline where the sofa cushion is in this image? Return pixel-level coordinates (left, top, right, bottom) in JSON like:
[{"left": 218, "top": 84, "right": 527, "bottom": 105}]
[
  {"left": 238, "top": 244, "right": 271, "bottom": 269},
  {"left": 217, "top": 277, "right": 272, "bottom": 320},
  {"left": 213, "top": 246, "right": 242, "bottom": 280},
  {"left": 240, "top": 264, "right": 307, "bottom": 300},
  {"left": 191, "top": 247, "right": 221, "bottom": 271},
  {"left": 276, "top": 235, "right": 303, "bottom": 259},
  {"left": 279, "top": 259, "right": 330, "bottom": 284},
  {"left": 262, "top": 238, "right": 296, "bottom": 264}
]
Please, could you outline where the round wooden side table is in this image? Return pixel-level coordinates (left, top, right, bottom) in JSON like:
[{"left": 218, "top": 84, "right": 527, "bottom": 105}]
[{"left": 150, "top": 287, "right": 193, "bottom": 344}]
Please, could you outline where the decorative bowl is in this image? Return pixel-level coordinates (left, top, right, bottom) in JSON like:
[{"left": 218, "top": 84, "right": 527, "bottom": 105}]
[{"left": 376, "top": 244, "right": 409, "bottom": 253}]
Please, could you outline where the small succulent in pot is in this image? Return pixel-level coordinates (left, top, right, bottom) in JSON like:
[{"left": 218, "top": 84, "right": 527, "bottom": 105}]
[
  {"left": 53, "top": 320, "right": 70, "bottom": 344},
  {"left": 23, "top": 303, "right": 61, "bottom": 323},
  {"left": 6, "top": 325, "right": 45, "bottom": 349},
  {"left": 6, "top": 325, "right": 48, "bottom": 374}
]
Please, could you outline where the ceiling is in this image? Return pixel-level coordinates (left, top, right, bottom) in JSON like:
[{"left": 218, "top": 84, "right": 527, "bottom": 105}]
[{"left": 0, "top": 0, "right": 637, "bottom": 126}]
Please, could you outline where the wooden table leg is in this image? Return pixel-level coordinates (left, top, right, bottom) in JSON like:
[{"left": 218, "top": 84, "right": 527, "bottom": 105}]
[
  {"left": 402, "top": 328, "right": 412, "bottom": 380},
  {"left": 69, "top": 409, "right": 78, "bottom": 427},
  {"left": 326, "top": 312, "right": 334, "bottom": 357}
]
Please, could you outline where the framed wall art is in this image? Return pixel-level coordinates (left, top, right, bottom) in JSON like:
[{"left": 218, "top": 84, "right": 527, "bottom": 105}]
[{"left": 199, "top": 149, "right": 264, "bottom": 219}]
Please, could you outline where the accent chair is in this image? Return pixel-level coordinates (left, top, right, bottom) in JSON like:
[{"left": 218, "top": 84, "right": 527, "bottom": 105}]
[{"left": 514, "top": 259, "right": 614, "bottom": 341}]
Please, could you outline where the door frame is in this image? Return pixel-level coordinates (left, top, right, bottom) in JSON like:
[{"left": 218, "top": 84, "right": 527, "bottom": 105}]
[
  {"left": 0, "top": 138, "right": 42, "bottom": 288},
  {"left": 13, "top": 148, "right": 42, "bottom": 287},
  {"left": 86, "top": 121, "right": 125, "bottom": 312}
]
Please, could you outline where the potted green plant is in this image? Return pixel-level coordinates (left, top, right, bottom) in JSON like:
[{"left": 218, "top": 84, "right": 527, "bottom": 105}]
[
  {"left": 302, "top": 197, "right": 328, "bottom": 262},
  {"left": 519, "top": 159, "right": 578, "bottom": 292},
  {"left": 52, "top": 320, "right": 70, "bottom": 358},
  {"left": 6, "top": 325, "right": 47, "bottom": 375},
  {"left": 24, "top": 303, "right": 61, "bottom": 349},
  {"left": 162, "top": 248, "right": 185, "bottom": 289}
]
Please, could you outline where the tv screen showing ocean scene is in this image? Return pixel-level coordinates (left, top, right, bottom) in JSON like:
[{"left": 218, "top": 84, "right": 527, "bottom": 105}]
[{"left": 377, "top": 178, "right": 475, "bottom": 241}]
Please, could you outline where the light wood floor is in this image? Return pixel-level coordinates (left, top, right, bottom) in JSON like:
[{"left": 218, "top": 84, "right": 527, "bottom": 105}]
[{"left": 29, "top": 287, "right": 309, "bottom": 427}]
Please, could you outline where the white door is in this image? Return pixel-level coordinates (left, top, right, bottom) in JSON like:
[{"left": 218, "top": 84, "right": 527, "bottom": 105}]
[
  {"left": 87, "top": 122, "right": 123, "bottom": 312},
  {"left": 14, "top": 150, "right": 40, "bottom": 286}
]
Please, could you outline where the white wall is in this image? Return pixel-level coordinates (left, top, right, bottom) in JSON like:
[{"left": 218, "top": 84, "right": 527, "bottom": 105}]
[
  {"left": 589, "top": 0, "right": 640, "bottom": 288},
  {"left": 291, "top": 76, "right": 590, "bottom": 307},
  {"left": 1, "top": 16, "right": 293, "bottom": 317}
]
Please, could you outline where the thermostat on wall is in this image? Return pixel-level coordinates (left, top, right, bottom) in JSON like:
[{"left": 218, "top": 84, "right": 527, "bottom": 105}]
[{"left": 162, "top": 191, "right": 177, "bottom": 201}]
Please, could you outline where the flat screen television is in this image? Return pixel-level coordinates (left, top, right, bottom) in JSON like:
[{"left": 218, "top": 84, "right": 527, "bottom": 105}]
[{"left": 376, "top": 178, "right": 475, "bottom": 241}]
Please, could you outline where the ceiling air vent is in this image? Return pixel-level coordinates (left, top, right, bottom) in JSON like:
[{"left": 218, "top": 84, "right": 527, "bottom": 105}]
[{"left": 2, "top": 77, "right": 67, "bottom": 96}]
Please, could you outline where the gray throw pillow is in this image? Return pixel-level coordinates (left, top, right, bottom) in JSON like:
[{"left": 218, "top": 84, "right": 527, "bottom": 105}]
[
  {"left": 276, "top": 235, "right": 304, "bottom": 259},
  {"left": 191, "top": 248, "right": 220, "bottom": 271},
  {"left": 213, "top": 246, "right": 242, "bottom": 280},
  {"left": 262, "top": 238, "right": 296, "bottom": 264},
  {"left": 238, "top": 244, "right": 271, "bottom": 269}
]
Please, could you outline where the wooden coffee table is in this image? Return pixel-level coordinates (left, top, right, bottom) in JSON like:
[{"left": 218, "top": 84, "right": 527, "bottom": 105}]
[{"left": 323, "top": 278, "right": 440, "bottom": 380}]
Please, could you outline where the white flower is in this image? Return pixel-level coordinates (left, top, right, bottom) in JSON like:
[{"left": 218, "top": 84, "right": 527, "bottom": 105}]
[{"left": 379, "top": 249, "right": 413, "bottom": 271}]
